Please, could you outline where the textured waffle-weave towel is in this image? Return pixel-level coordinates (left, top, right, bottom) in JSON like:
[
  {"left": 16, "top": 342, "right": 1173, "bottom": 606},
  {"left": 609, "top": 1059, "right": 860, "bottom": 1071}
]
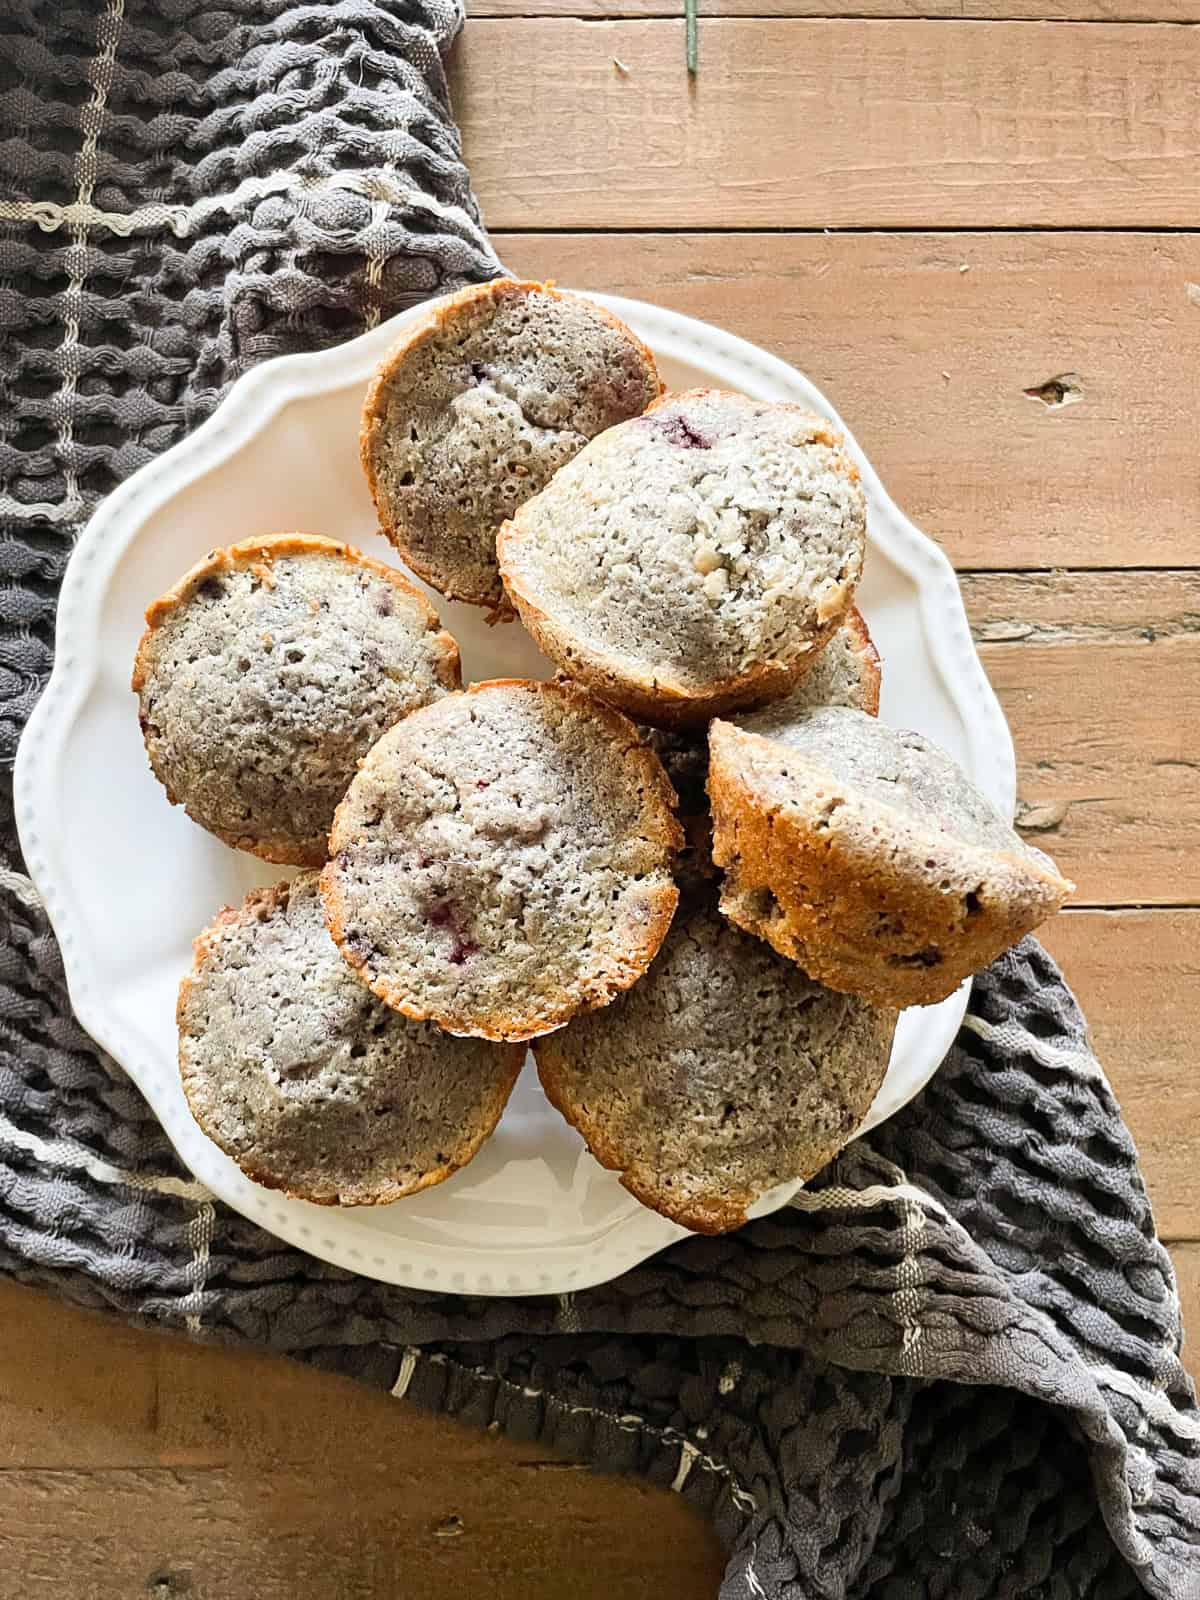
[{"left": 2, "top": 5, "right": 1199, "bottom": 1597}]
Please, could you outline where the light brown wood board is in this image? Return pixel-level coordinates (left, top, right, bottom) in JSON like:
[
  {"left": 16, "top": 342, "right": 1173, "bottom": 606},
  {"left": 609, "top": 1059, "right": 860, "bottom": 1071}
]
[
  {"left": 472, "top": 0, "right": 1200, "bottom": 20},
  {"left": 454, "top": 23, "right": 1200, "bottom": 230}
]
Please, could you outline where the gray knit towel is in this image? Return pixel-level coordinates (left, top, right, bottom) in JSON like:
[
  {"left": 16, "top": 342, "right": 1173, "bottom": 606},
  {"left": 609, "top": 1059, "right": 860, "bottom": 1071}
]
[{"left": 1, "top": 5, "right": 1198, "bottom": 1598}]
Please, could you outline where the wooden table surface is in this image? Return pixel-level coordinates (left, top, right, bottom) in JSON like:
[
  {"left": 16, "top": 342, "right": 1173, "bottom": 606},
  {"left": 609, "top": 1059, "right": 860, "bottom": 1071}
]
[{"left": 4, "top": 7, "right": 1199, "bottom": 1595}]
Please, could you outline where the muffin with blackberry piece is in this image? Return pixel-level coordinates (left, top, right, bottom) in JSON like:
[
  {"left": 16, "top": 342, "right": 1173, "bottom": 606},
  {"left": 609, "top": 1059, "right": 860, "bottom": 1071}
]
[
  {"left": 498, "top": 389, "right": 867, "bottom": 726},
  {"left": 322, "top": 678, "right": 682, "bottom": 1042}
]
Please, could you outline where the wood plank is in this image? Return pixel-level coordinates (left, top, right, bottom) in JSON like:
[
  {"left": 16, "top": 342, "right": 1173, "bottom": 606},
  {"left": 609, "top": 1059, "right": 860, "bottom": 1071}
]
[
  {"left": 1042, "top": 910, "right": 1200, "bottom": 1239},
  {"left": 981, "top": 638, "right": 1199, "bottom": 907},
  {"left": 0, "top": 1464, "right": 721, "bottom": 1600},
  {"left": 492, "top": 231, "right": 1200, "bottom": 571},
  {"left": 0, "top": 1286, "right": 724, "bottom": 1598},
  {"left": 472, "top": 0, "right": 1200, "bottom": 20},
  {"left": 455, "top": 22, "right": 1200, "bottom": 230},
  {"left": 962, "top": 572, "right": 1200, "bottom": 647},
  {"left": 1176, "top": 1243, "right": 1200, "bottom": 1381},
  {"left": 963, "top": 575, "right": 1200, "bottom": 905}
]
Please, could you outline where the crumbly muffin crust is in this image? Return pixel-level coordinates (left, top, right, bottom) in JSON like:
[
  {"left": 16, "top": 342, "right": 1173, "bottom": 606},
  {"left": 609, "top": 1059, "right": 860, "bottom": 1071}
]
[
  {"left": 322, "top": 678, "right": 682, "bottom": 1042},
  {"left": 133, "top": 535, "right": 460, "bottom": 866},
  {"left": 709, "top": 706, "right": 1074, "bottom": 1007},
  {"left": 178, "top": 874, "right": 524, "bottom": 1205},
  {"left": 361, "top": 279, "right": 661, "bottom": 612},
  {"left": 536, "top": 899, "right": 896, "bottom": 1233},
  {"left": 498, "top": 389, "right": 867, "bottom": 726}
]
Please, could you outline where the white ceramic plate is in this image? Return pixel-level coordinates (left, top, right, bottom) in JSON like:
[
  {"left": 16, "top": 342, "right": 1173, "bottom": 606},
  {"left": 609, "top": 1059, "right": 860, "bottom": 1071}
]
[{"left": 15, "top": 292, "right": 1015, "bottom": 1297}]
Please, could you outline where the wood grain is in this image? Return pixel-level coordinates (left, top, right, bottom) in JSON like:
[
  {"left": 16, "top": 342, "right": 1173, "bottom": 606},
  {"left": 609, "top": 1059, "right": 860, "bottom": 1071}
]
[
  {"left": 493, "top": 231, "right": 1200, "bottom": 571},
  {"left": 455, "top": 22, "right": 1200, "bottom": 230},
  {"left": 0, "top": 1286, "right": 724, "bottom": 1599},
  {"left": 980, "top": 643, "right": 1199, "bottom": 907},
  {"left": 962, "top": 572, "right": 1200, "bottom": 646},
  {"left": 1177, "top": 1243, "right": 1200, "bottom": 1373},
  {"left": 961, "top": 573, "right": 1199, "bottom": 905},
  {"left": 1041, "top": 910, "right": 1200, "bottom": 1238},
  {"left": 0, "top": 1469, "right": 716, "bottom": 1600},
  {"left": 472, "top": 0, "right": 1200, "bottom": 20}
]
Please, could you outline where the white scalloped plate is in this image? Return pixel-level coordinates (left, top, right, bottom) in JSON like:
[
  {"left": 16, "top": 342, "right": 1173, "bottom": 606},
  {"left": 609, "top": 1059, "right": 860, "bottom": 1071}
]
[{"left": 14, "top": 292, "right": 1015, "bottom": 1296}]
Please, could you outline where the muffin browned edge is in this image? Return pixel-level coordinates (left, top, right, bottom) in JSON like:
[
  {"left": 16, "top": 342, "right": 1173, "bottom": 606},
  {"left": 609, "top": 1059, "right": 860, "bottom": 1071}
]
[
  {"left": 177, "top": 876, "right": 525, "bottom": 1207},
  {"left": 707, "top": 719, "right": 1075, "bottom": 1008},
  {"left": 840, "top": 605, "right": 882, "bottom": 717},
  {"left": 533, "top": 1037, "right": 755, "bottom": 1234},
  {"left": 497, "top": 389, "right": 863, "bottom": 728},
  {"left": 535, "top": 1010, "right": 893, "bottom": 1236},
  {"left": 321, "top": 676, "right": 684, "bottom": 1043},
  {"left": 360, "top": 278, "right": 664, "bottom": 617},
  {"left": 132, "top": 534, "right": 462, "bottom": 868}
]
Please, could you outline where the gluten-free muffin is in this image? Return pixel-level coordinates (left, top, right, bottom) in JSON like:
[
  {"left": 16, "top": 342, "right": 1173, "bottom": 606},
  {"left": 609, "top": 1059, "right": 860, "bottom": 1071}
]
[
  {"left": 498, "top": 389, "right": 867, "bottom": 727},
  {"left": 768, "top": 603, "right": 881, "bottom": 720},
  {"left": 322, "top": 678, "right": 682, "bottom": 1042},
  {"left": 361, "top": 279, "right": 661, "bottom": 612},
  {"left": 133, "top": 535, "right": 460, "bottom": 866},
  {"left": 709, "top": 706, "right": 1074, "bottom": 1008},
  {"left": 642, "top": 604, "right": 882, "bottom": 816},
  {"left": 178, "top": 875, "right": 524, "bottom": 1206},
  {"left": 535, "top": 899, "right": 896, "bottom": 1233}
]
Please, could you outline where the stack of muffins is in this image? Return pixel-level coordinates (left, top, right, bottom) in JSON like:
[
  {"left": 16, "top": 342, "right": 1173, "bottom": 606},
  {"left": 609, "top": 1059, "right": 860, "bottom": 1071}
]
[{"left": 135, "top": 281, "right": 1073, "bottom": 1233}]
